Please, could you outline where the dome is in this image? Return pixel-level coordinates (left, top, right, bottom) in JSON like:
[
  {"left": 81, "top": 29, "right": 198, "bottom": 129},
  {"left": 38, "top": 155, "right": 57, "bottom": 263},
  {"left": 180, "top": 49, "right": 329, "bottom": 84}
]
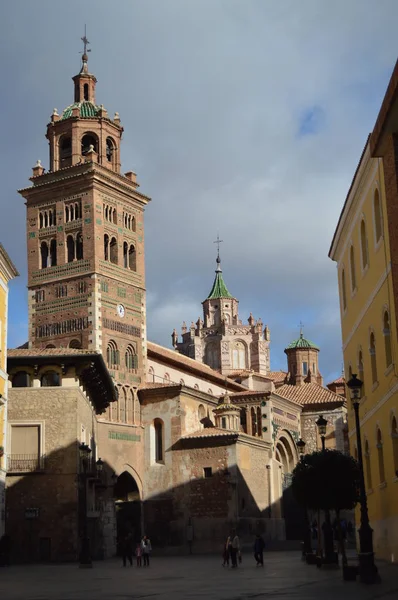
[
  {"left": 60, "top": 101, "right": 101, "bottom": 121},
  {"left": 285, "top": 333, "right": 319, "bottom": 351}
]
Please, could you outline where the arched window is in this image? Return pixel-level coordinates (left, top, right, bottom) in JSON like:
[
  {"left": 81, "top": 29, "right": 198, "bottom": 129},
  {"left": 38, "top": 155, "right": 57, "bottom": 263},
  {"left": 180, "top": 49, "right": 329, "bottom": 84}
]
[
  {"left": 119, "top": 388, "right": 126, "bottom": 423},
  {"left": 45, "top": 344, "right": 56, "bottom": 349},
  {"left": 41, "top": 370, "right": 61, "bottom": 387},
  {"left": 129, "top": 245, "right": 136, "bottom": 271},
  {"left": 70, "top": 205, "right": 74, "bottom": 221},
  {"left": 50, "top": 239, "right": 57, "bottom": 267},
  {"left": 164, "top": 373, "right": 170, "bottom": 383},
  {"left": 106, "top": 137, "right": 115, "bottom": 163},
  {"left": 179, "top": 379, "right": 185, "bottom": 386},
  {"left": 370, "top": 332, "right": 378, "bottom": 385},
  {"left": 360, "top": 220, "right": 369, "bottom": 270},
  {"left": 125, "top": 345, "right": 137, "bottom": 371},
  {"left": 106, "top": 340, "right": 119, "bottom": 369},
  {"left": 128, "top": 389, "right": 134, "bottom": 424},
  {"left": 83, "top": 83, "right": 89, "bottom": 101},
  {"left": 123, "top": 242, "right": 128, "bottom": 268},
  {"left": 39, "top": 212, "right": 43, "bottom": 228},
  {"left": 391, "top": 416, "right": 398, "bottom": 476},
  {"left": 198, "top": 404, "right": 206, "bottom": 422},
  {"left": 341, "top": 269, "right": 347, "bottom": 310},
  {"left": 207, "top": 388, "right": 213, "bottom": 395},
  {"left": 148, "top": 366, "right": 155, "bottom": 383},
  {"left": 67, "top": 235, "right": 75, "bottom": 263},
  {"left": 350, "top": 245, "right": 356, "bottom": 291},
  {"left": 194, "top": 383, "right": 199, "bottom": 390},
  {"left": 81, "top": 133, "right": 98, "bottom": 155},
  {"left": 69, "top": 339, "right": 81, "bottom": 349},
  {"left": 60, "top": 136, "right": 72, "bottom": 165},
  {"left": 131, "top": 216, "right": 136, "bottom": 232},
  {"left": 104, "top": 234, "right": 109, "bottom": 261},
  {"left": 206, "top": 342, "right": 219, "bottom": 370},
  {"left": 251, "top": 407, "right": 257, "bottom": 436},
  {"left": 374, "top": 189, "right": 382, "bottom": 243},
  {"left": 232, "top": 341, "right": 246, "bottom": 370},
  {"left": 364, "top": 440, "right": 372, "bottom": 490},
  {"left": 40, "top": 242, "right": 49, "bottom": 269},
  {"left": 76, "top": 233, "right": 83, "bottom": 260},
  {"left": 376, "top": 428, "right": 385, "bottom": 484},
  {"left": 12, "top": 371, "right": 31, "bottom": 387},
  {"left": 110, "top": 237, "right": 118, "bottom": 264},
  {"left": 154, "top": 419, "right": 164, "bottom": 463},
  {"left": 65, "top": 206, "right": 69, "bottom": 223},
  {"left": 358, "top": 350, "right": 365, "bottom": 396},
  {"left": 383, "top": 311, "right": 392, "bottom": 368}
]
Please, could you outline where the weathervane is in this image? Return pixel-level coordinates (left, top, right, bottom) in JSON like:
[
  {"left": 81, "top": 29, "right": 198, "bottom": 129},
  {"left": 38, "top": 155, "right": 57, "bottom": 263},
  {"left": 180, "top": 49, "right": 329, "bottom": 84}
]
[
  {"left": 299, "top": 321, "right": 304, "bottom": 337},
  {"left": 81, "top": 25, "right": 91, "bottom": 56},
  {"left": 213, "top": 234, "right": 224, "bottom": 260}
]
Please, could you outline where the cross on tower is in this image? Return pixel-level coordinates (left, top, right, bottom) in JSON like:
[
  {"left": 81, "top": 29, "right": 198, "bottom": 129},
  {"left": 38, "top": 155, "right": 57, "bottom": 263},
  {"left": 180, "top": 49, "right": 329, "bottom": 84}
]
[
  {"left": 213, "top": 234, "right": 223, "bottom": 259},
  {"left": 299, "top": 321, "right": 304, "bottom": 337},
  {"left": 81, "top": 25, "right": 91, "bottom": 56}
]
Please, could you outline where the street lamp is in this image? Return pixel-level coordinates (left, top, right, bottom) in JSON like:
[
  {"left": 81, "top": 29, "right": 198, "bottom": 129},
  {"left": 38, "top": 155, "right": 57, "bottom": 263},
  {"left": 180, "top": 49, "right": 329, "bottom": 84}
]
[
  {"left": 346, "top": 374, "right": 380, "bottom": 584},
  {"left": 315, "top": 415, "right": 335, "bottom": 564},
  {"left": 79, "top": 443, "right": 92, "bottom": 569},
  {"left": 316, "top": 415, "right": 327, "bottom": 451},
  {"left": 296, "top": 438, "right": 313, "bottom": 558}
]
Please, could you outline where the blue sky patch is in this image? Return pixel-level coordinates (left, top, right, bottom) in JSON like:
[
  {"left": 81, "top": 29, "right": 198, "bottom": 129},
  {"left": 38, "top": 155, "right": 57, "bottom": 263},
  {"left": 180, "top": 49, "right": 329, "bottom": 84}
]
[{"left": 298, "top": 105, "right": 325, "bottom": 137}]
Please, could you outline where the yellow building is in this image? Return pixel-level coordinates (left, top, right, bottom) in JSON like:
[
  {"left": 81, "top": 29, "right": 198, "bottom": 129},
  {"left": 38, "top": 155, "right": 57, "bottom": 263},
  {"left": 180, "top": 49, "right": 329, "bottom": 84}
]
[
  {"left": 329, "top": 111, "right": 398, "bottom": 559},
  {"left": 0, "top": 243, "right": 18, "bottom": 537}
]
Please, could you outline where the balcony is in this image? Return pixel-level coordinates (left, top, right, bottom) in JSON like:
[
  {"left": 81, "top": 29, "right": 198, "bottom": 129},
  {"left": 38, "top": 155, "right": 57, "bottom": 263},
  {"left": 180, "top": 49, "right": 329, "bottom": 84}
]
[{"left": 7, "top": 454, "right": 45, "bottom": 474}]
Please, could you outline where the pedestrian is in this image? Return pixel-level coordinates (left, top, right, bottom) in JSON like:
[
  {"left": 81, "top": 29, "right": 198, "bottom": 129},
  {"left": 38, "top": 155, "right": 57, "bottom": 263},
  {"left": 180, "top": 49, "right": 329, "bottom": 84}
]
[
  {"left": 253, "top": 533, "right": 265, "bottom": 567},
  {"left": 230, "top": 529, "right": 240, "bottom": 568},
  {"left": 135, "top": 542, "right": 142, "bottom": 567},
  {"left": 121, "top": 532, "right": 133, "bottom": 567},
  {"left": 141, "top": 535, "right": 152, "bottom": 567},
  {"left": 222, "top": 536, "right": 231, "bottom": 567}
]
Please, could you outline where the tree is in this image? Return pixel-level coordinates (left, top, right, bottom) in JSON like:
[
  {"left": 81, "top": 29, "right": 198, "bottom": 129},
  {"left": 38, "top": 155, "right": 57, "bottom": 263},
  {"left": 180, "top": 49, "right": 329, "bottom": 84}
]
[{"left": 292, "top": 450, "right": 360, "bottom": 564}]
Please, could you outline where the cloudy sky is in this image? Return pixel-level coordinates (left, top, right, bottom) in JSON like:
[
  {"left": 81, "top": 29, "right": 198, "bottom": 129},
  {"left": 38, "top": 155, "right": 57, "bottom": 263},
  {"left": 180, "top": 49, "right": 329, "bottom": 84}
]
[{"left": 1, "top": 0, "right": 397, "bottom": 382}]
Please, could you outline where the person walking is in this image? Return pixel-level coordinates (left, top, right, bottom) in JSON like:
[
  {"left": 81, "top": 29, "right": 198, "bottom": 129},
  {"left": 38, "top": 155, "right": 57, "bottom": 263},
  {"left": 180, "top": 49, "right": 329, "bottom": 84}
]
[
  {"left": 253, "top": 534, "right": 265, "bottom": 567},
  {"left": 135, "top": 542, "right": 142, "bottom": 567},
  {"left": 121, "top": 532, "right": 133, "bottom": 567},
  {"left": 141, "top": 535, "right": 152, "bottom": 567},
  {"left": 222, "top": 536, "right": 231, "bottom": 567},
  {"left": 230, "top": 529, "right": 240, "bottom": 568}
]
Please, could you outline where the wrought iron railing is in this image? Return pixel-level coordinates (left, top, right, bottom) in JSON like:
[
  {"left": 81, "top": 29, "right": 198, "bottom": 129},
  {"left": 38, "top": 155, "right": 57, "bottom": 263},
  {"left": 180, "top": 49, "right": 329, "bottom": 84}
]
[{"left": 7, "top": 454, "right": 45, "bottom": 473}]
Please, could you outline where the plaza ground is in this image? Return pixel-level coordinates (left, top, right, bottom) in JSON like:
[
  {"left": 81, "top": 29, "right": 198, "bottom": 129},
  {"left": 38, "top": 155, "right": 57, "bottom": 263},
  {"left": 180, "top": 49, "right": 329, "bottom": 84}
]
[{"left": 1, "top": 552, "right": 398, "bottom": 600}]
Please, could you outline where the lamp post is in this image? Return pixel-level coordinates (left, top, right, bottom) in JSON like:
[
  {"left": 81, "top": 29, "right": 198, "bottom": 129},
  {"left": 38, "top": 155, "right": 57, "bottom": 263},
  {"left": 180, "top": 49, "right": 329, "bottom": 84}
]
[
  {"left": 346, "top": 374, "right": 380, "bottom": 584},
  {"left": 315, "top": 415, "right": 335, "bottom": 564},
  {"left": 79, "top": 443, "right": 92, "bottom": 569},
  {"left": 297, "top": 438, "right": 313, "bottom": 558}
]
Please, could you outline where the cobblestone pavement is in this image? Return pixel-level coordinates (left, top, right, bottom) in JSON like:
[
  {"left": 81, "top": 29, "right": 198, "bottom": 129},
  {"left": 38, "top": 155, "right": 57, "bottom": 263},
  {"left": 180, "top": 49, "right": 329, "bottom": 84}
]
[{"left": 1, "top": 552, "right": 398, "bottom": 600}]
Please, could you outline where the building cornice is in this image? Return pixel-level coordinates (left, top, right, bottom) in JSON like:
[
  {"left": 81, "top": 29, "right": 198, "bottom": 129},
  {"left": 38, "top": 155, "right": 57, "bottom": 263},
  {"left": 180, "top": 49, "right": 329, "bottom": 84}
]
[{"left": 0, "top": 244, "right": 19, "bottom": 281}]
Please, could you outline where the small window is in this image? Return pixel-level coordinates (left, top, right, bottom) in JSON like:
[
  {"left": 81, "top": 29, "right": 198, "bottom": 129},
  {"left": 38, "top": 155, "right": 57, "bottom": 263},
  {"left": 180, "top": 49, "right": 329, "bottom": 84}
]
[
  {"left": 350, "top": 245, "right": 356, "bottom": 291},
  {"left": 374, "top": 189, "right": 382, "bottom": 243},
  {"left": 81, "top": 133, "right": 98, "bottom": 155},
  {"left": 203, "top": 467, "right": 212, "bottom": 478},
  {"left": 221, "top": 417, "right": 227, "bottom": 429},
  {"left": 83, "top": 83, "right": 89, "bottom": 101},
  {"left": 360, "top": 220, "right": 369, "bottom": 269},
  {"left": 154, "top": 419, "right": 164, "bottom": 463},
  {"left": 302, "top": 362, "right": 308, "bottom": 376},
  {"left": 341, "top": 269, "right": 347, "bottom": 310},
  {"left": 69, "top": 339, "right": 82, "bottom": 349}
]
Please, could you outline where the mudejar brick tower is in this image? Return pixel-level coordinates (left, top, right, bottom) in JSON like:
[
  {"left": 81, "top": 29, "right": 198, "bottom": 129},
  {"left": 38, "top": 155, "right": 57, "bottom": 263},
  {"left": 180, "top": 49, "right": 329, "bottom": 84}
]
[{"left": 19, "top": 47, "right": 150, "bottom": 416}]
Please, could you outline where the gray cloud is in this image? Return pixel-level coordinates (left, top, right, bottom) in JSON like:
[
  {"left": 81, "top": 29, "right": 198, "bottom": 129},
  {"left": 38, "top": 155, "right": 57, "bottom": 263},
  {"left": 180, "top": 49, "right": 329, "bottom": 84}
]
[{"left": 1, "top": 0, "right": 397, "bottom": 383}]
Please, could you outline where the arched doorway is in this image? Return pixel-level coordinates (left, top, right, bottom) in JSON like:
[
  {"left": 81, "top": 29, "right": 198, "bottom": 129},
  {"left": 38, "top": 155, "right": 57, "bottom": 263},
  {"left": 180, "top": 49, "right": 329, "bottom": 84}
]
[
  {"left": 275, "top": 431, "right": 301, "bottom": 540},
  {"left": 114, "top": 471, "right": 141, "bottom": 553}
]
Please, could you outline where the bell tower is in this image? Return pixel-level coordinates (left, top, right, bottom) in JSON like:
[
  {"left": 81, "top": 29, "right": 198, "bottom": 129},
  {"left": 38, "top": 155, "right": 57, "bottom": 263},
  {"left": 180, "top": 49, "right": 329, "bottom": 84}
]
[{"left": 19, "top": 41, "right": 150, "bottom": 397}]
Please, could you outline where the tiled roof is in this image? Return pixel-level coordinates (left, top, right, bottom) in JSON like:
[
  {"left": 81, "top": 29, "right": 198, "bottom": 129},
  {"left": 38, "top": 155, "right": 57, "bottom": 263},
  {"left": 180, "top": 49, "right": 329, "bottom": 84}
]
[
  {"left": 139, "top": 382, "right": 180, "bottom": 391},
  {"left": 181, "top": 427, "right": 238, "bottom": 440},
  {"left": 61, "top": 101, "right": 101, "bottom": 120},
  {"left": 229, "top": 390, "right": 269, "bottom": 399},
  {"left": 207, "top": 270, "right": 233, "bottom": 299},
  {"left": 8, "top": 348, "right": 97, "bottom": 357},
  {"left": 275, "top": 382, "right": 345, "bottom": 407},
  {"left": 147, "top": 342, "right": 245, "bottom": 391},
  {"left": 328, "top": 376, "right": 345, "bottom": 385},
  {"left": 268, "top": 371, "right": 288, "bottom": 384},
  {"left": 285, "top": 334, "right": 319, "bottom": 351}
]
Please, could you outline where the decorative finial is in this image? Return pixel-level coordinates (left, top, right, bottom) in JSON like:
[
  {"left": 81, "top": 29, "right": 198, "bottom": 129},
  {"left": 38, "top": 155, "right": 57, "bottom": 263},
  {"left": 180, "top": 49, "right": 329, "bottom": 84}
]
[
  {"left": 81, "top": 25, "right": 91, "bottom": 58},
  {"left": 35, "top": 159, "right": 42, "bottom": 167},
  {"left": 299, "top": 321, "right": 304, "bottom": 338},
  {"left": 213, "top": 234, "right": 223, "bottom": 271}
]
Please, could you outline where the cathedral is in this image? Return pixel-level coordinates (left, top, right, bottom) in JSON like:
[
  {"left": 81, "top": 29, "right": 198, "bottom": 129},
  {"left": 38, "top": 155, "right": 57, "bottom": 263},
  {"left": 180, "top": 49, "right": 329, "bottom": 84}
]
[{"left": 4, "top": 47, "right": 348, "bottom": 562}]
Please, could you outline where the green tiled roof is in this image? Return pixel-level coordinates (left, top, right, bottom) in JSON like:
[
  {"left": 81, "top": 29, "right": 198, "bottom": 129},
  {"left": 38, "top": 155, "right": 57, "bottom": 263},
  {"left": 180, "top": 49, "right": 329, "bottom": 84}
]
[
  {"left": 207, "top": 270, "right": 233, "bottom": 299},
  {"left": 61, "top": 101, "right": 101, "bottom": 120},
  {"left": 285, "top": 334, "right": 319, "bottom": 351}
]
